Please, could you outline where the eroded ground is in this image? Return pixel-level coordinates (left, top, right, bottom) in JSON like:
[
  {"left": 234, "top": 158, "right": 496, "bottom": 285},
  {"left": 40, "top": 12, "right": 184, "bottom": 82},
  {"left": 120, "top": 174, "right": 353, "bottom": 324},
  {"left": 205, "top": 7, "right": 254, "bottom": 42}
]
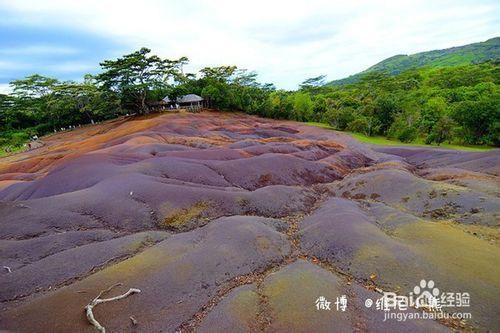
[{"left": 0, "top": 111, "right": 498, "bottom": 332}]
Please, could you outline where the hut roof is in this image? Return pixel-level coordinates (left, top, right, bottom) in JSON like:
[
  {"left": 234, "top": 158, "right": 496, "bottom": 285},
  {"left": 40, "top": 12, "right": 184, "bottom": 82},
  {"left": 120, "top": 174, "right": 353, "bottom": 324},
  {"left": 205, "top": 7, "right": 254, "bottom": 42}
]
[
  {"left": 162, "top": 96, "right": 171, "bottom": 103},
  {"left": 178, "top": 94, "right": 203, "bottom": 103}
]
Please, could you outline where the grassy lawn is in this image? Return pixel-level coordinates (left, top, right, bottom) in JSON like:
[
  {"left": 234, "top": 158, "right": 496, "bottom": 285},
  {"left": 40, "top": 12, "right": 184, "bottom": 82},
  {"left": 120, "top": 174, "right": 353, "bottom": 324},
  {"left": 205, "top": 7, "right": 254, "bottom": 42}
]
[
  {"left": 306, "top": 122, "right": 496, "bottom": 152},
  {"left": 0, "top": 145, "right": 25, "bottom": 158}
]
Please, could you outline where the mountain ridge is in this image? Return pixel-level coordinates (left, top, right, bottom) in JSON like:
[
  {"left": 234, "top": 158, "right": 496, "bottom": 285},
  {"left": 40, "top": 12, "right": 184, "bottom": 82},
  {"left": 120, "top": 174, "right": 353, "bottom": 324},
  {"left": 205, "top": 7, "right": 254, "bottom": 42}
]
[{"left": 327, "top": 37, "right": 500, "bottom": 85}]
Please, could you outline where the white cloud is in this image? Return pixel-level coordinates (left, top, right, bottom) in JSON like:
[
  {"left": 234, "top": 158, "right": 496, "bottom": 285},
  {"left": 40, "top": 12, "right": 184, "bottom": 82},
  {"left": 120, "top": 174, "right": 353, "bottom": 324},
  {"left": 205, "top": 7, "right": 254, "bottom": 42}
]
[
  {"left": 0, "top": 45, "right": 79, "bottom": 56},
  {"left": 0, "top": 60, "right": 25, "bottom": 70},
  {"left": 0, "top": 83, "right": 12, "bottom": 94},
  {"left": 45, "top": 61, "right": 96, "bottom": 73},
  {"left": 0, "top": 0, "right": 498, "bottom": 88}
]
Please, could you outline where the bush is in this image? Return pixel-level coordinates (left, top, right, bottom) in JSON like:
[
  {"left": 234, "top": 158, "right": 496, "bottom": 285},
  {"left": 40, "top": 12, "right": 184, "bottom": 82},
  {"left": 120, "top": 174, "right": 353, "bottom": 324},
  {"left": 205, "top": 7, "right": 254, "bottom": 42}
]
[
  {"left": 324, "top": 107, "right": 355, "bottom": 130},
  {"left": 387, "top": 108, "right": 420, "bottom": 142},
  {"left": 292, "top": 93, "right": 313, "bottom": 121},
  {"left": 34, "top": 123, "right": 54, "bottom": 136},
  {"left": 347, "top": 117, "right": 370, "bottom": 135},
  {"left": 451, "top": 98, "right": 498, "bottom": 144}
]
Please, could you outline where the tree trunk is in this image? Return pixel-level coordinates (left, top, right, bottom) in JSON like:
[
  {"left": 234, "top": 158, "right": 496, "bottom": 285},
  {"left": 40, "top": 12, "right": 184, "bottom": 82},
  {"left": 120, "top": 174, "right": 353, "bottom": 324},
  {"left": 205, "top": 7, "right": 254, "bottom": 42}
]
[{"left": 138, "top": 91, "right": 148, "bottom": 114}]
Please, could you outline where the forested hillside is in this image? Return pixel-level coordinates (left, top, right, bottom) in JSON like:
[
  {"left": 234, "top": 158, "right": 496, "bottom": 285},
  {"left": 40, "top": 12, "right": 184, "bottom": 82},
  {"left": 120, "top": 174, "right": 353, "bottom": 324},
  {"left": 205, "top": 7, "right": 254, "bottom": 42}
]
[
  {"left": 1, "top": 48, "right": 499, "bottom": 155},
  {"left": 329, "top": 37, "right": 500, "bottom": 85}
]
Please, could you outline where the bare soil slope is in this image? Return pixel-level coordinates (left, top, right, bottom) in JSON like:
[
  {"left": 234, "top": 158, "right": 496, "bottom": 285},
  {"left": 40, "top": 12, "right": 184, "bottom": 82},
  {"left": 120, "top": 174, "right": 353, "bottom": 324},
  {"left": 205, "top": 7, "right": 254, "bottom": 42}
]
[{"left": 0, "top": 112, "right": 498, "bottom": 332}]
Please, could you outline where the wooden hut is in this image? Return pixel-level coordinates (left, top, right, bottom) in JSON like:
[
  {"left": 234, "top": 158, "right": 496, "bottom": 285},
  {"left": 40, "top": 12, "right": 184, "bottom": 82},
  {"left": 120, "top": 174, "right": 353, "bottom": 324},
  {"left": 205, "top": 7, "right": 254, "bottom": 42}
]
[
  {"left": 151, "top": 94, "right": 205, "bottom": 113},
  {"left": 148, "top": 96, "right": 177, "bottom": 112},
  {"left": 147, "top": 99, "right": 168, "bottom": 111},
  {"left": 177, "top": 94, "right": 204, "bottom": 112}
]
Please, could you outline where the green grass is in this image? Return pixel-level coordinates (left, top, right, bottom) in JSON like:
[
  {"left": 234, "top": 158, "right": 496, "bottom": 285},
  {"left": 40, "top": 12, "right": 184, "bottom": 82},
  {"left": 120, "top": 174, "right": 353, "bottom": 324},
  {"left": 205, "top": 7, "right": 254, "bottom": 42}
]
[
  {"left": 0, "top": 129, "right": 35, "bottom": 157},
  {"left": 0, "top": 146, "right": 24, "bottom": 157},
  {"left": 305, "top": 122, "right": 496, "bottom": 152}
]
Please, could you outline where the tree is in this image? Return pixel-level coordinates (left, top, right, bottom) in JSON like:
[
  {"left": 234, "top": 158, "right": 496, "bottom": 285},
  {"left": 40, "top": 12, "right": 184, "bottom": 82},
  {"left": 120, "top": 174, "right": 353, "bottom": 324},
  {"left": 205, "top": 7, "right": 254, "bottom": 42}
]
[
  {"left": 169, "top": 56, "right": 190, "bottom": 83},
  {"left": 374, "top": 94, "right": 401, "bottom": 134},
  {"left": 197, "top": 66, "right": 273, "bottom": 113},
  {"left": 1, "top": 49, "right": 499, "bottom": 152},
  {"left": 268, "top": 90, "right": 293, "bottom": 119},
  {"left": 48, "top": 80, "right": 120, "bottom": 126},
  {"left": 387, "top": 107, "right": 420, "bottom": 142},
  {"left": 420, "top": 96, "right": 447, "bottom": 133},
  {"left": 292, "top": 93, "right": 313, "bottom": 121},
  {"left": 201, "top": 83, "right": 229, "bottom": 109},
  {"left": 312, "top": 95, "right": 327, "bottom": 121},
  {"left": 300, "top": 75, "right": 327, "bottom": 92},
  {"left": 324, "top": 107, "right": 355, "bottom": 130},
  {"left": 9, "top": 75, "right": 60, "bottom": 128},
  {"left": 426, "top": 115, "right": 455, "bottom": 145},
  {"left": 451, "top": 98, "right": 499, "bottom": 144},
  {"left": 0, "top": 94, "right": 14, "bottom": 128},
  {"left": 96, "top": 48, "right": 185, "bottom": 113},
  {"left": 200, "top": 66, "right": 237, "bottom": 83},
  {"left": 10, "top": 74, "right": 58, "bottom": 98},
  {"left": 348, "top": 116, "right": 370, "bottom": 135},
  {"left": 358, "top": 100, "right": 381, "bottom": 136}
]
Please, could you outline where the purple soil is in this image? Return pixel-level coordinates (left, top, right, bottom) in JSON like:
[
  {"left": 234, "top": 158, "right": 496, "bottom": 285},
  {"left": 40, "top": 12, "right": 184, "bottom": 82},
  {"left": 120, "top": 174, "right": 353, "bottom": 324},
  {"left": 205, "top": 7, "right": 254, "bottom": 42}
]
[{"left": 0, "top": 111, "right": 498, "bottom": 332}]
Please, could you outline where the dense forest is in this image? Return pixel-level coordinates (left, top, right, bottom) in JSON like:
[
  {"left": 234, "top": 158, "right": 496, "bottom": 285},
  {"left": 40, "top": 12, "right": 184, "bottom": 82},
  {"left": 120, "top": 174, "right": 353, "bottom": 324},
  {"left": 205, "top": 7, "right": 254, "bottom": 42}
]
[
  {"left": 328, "top": 37, "right": 499, "bottom": 85},
  {"left": 1, "top": 47, "right": 499, "bottom": 154}
]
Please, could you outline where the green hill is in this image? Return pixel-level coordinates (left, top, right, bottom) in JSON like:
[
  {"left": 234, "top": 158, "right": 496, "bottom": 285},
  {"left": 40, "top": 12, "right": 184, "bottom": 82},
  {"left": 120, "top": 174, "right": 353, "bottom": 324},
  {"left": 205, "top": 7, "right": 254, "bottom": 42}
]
[{"left": 328, "top": 37, "right": 500, "bottom": 85}]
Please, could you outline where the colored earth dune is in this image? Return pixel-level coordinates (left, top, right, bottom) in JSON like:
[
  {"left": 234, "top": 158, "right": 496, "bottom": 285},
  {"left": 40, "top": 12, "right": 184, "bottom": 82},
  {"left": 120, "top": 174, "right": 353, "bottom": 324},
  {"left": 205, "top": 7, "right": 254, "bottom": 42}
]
[{"left": 0, "top": 111, "right": 499, "bottom": 332}]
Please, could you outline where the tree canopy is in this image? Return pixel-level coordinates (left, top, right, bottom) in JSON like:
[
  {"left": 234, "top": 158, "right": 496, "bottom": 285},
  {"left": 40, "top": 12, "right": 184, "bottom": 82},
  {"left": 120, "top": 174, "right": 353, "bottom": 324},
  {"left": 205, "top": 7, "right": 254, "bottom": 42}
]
[
  {"left": 1, "top": 49, "right": 498, "bottom": 155},
  {"left": 96, "top": 48, "right": 187, "bottom": 112}
]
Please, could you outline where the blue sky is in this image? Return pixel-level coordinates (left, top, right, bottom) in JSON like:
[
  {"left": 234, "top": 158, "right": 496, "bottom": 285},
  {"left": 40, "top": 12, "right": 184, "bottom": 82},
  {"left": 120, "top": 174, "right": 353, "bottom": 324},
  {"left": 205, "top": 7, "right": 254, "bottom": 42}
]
[
  {"left": 0, "top": 0, "right": 498, "bottom": 91},
  {"left": 0, "top": 21, "right": 126, "bottom": 82}
]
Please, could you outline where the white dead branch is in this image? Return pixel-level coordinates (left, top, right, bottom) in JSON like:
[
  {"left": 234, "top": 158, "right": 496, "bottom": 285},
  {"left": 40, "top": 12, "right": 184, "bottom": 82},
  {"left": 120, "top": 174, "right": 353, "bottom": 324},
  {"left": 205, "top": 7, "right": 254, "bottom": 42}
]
[
  {"left": 85, "top": 283, "right": 141, "bottom": 333},
  {"left": 3, "top": 266, "right": 12, "bottom": 273}
]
